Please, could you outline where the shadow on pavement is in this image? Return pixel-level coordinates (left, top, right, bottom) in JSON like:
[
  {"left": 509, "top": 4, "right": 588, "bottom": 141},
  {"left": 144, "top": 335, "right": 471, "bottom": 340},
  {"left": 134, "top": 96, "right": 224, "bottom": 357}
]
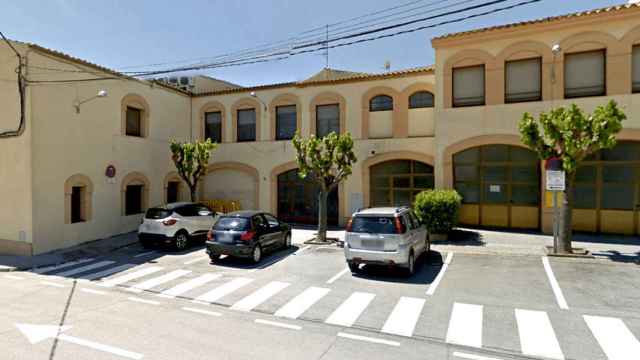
[
  {"left": 352, "top": 250, "right": 445, "bottom": 285},
  {"left": 206, "top": 245, "right": 300, "bottom": 270}
]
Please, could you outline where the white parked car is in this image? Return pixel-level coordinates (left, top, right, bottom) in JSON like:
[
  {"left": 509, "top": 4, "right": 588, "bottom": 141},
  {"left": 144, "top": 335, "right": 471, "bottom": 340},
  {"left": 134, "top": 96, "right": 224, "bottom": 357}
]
[
  {"left": 138, "top": 202, "right": 220, "bottom": 251},
  {"left": 344, "top": 206, "right": 429, "bottom": 276}
]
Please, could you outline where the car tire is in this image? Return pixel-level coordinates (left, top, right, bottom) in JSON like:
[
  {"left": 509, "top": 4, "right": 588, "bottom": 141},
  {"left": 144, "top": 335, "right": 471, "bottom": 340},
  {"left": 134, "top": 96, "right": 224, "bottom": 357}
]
[
  {"left": 348, "top": 261, "right": 359, "bottom": 274},
  {"left": 209, "top": 254, "right": 219, "bottom": 264},
  {"left": 251, "top": 244, "right": 262, "bottom": 264},
  {"left": 174, "top": 231, "right": 189, "bottom": 251},
  {"left": 282, "top": 233, "right": 292, "bottom": 249},
  {"left": 406, "top": 251, "right": 416, "bottom": 277}
]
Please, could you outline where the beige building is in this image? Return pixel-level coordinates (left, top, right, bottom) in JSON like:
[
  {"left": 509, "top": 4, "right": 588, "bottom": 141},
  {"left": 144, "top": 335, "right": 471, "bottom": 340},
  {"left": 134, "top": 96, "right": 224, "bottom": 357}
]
[{"left": 1, "top": 2, "right": 639, "bottom": 256}]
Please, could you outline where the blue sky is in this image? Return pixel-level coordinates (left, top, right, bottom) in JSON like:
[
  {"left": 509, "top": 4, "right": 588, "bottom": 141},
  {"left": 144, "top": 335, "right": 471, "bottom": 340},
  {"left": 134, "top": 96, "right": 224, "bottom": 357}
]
[{"left": 1, "top": 0, "right": 623, "bottom": 86}]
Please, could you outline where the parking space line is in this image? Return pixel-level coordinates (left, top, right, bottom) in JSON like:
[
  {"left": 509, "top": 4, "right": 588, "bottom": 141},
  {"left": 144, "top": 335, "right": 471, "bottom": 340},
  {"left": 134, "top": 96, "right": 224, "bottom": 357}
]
[
  {"left": 41, "top": 281, "right": 65, "bottom": 288},
  {"left": 274, "top": 286, "right": 331, "bottom": 319},
  {"left": 231, "top": 281, "right": 290, "bottom": 312},
  {"left": 294, "top": 245, "right": 311, "bottom": 255},
  {"left": 127, "top": 297, "right": 160, "bottom": 305},
  {"left": 325, "top": 292, "right": 375, "bottom": 327},
  {"left": 254, "top": 319, "right": 301, "bottom": 330},
  {"left": 326, "top": 267, "right": 349, "bottom": 284},
  {"left": 515, "top": 309, "right": 564, "bottom": 360},
  {"left": 182, "top": 307, "right": 222, "bottom": 317},
  {"left": 184, "top": 257, "right": 207, "bottom": 265},
  {"left": 133, "top": 251, "right": 157, "bottom": 258},
  {"left": 99, "top": 266, "right": 163, "bottom": 288},
  {"left": 426, "top": 252, "right": 453, "bottom": 296},
  {"left": 4, "top": 274, "right": 23, "bottom": 280},
  {"left": 193, "top": 277, "right": 254, "bottom": 303},
  {"left": 453, "top": 352, "right": 503, "bottom": 360},
  {"left": 446, "top": 302, "right": 483, "bottom": 348},
  {"left": 584, "top": 315, "right": 640, "bottom": 359},
  {"left": 542, "top": 257, "right": 569, "bottom": 310},
  {"left": 337, "top": 332, "right": 400, "bottom": 347},
  {"left": 380, "top": 296, "right": 425, "bottom": 337},
  {"left": 126, "top": 269, "right": 191, "bottom": 293},
  {"left": 159, "top": 273, "right": 221, "bottom": 298},
  {"left": 81, "top": 288, "right": 107, "bottom": 295}
]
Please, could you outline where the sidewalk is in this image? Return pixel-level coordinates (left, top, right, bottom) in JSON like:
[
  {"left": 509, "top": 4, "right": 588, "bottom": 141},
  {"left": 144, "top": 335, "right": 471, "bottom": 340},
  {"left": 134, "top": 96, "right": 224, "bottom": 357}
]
[{"left": 0, "top": 232, "right": 139, "bottom": 272}]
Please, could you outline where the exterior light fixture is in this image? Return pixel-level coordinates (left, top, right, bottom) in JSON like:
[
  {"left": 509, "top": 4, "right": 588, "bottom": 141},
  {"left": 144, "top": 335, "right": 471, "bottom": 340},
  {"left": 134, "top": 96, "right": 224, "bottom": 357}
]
[
  {"left": 250, "top": 91, "right": 268, "bottom": 110},
  {"left": 551, "top": 44, "right": 561, "bottom": 84},
  {"left": 74, "top": 89, "right": 108, "bottom": 114}
]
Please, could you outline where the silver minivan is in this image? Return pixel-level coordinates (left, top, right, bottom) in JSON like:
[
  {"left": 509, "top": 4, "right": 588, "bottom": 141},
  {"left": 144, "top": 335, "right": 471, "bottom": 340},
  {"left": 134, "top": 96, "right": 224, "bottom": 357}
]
[{"left": 344, "top": 207, "right": 429, "bottom": 275}]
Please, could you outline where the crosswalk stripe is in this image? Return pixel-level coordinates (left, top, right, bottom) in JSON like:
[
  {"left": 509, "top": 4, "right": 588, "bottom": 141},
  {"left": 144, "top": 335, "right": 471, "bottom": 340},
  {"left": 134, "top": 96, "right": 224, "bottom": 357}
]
[
  {"left": 231, "top": 281, "right": 290, "bottom": 312},
  {"left": 380, "top": 296, "right": 425, "bottom": 337},
  {"left": 126, "top": 269, "right": 192, "bottom": 293},
  {"left": 55, "top": 260, "right": 116, "bottom": 277},
  {"left": 32, "top": 258, "right": 95, "bottom": 274},
  {"left": 584, "top": 315, "right": 640, "bottom": 360},
  {"left": 274, "top": 286, "right": 330, "bottom": 319},
  {"left": 515, "top": 309, "right": 564, "bottom": 360},
  {"left": 159, "top": 273, "right": 221, "bottom": 298},
  {"left": 193, "top": 277, "right": 254, "bottom": 303},
  {"left": 78, "top": 264, "right": 136, "bottom": 281},
  {"left": 446, "top": 302, "right": 483, "bottom": 348},
  {"left": 325, "top": 292, "right": 376, "bottom": 327},
  {"left": 98, "top": 266, "right": 163, "bottom": 288}
]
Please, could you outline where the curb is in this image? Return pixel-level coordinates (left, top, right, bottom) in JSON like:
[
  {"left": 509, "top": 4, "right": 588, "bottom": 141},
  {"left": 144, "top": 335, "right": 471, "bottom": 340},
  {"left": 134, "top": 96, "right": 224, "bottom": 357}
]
[{"left": 0, "top": 265, "right": 17, "bottom": 273}]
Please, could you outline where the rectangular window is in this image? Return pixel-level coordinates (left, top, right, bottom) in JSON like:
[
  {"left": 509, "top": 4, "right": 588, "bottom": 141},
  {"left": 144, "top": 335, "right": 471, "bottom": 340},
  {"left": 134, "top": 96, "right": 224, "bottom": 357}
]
[
  {"left": 453, "top": 65, "right": 485, "bottom": 107},
  {"left": 276, "top": 105, "right": 297, "bottom": 140},
  {"left": 237, "top": 109, "right": 256, "bottom": 142},
  {"left": 126, "top": 107, "right": 142, "bottom": 137},
  {"left": 125, "top": 185, "right": 144, "bottom": 215},
  {"left": 204, "top": 111, "right": 222, "bottom": 143},
  {"left": 505, "top": 57, "right": 542, "bottom": 103},
  {"left": 316, "top": 104, "right": 340, "bottom": 138},
  {"left": 564, "top": 50, "right": 606, "bottom": 98},
  {"left": 167, "top": 181, "right": 179, "bottom": 204},
  {"left": 71, "top": 186, "right": 84, "bottom": 223},
  {"left": 633, "top": 45, "right": 640, "bottom": 93}
]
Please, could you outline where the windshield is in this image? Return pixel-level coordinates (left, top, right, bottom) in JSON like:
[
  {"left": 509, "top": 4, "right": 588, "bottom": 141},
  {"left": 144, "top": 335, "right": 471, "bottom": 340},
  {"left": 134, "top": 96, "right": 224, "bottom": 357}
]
[
  {"left": 214, "top": 217, "right": 251, "bottom": 231},
  {"left": 145, "top": 208, "right": 172, "bottom": 219},
  {"left": 350, "top": 216, "right": 397, "bottom": 234}
]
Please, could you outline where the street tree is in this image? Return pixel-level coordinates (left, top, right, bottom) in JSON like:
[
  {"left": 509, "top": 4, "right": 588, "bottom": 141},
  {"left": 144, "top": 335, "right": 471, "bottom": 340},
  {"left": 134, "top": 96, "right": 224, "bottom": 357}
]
[
  {"left": 169, "top": 138, "right": 217, "bottom": 202},
  {"left": 519, "top": 100, "right": 625, "bottom": 253},
  {"left": 293, "top": 131, "right": 357, "bottom": 243}
]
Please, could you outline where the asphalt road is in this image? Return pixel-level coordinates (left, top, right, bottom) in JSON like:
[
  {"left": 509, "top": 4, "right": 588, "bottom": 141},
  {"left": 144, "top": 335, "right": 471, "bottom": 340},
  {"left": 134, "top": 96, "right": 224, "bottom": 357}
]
[{"left": 0, "top": 241, "right": 639, "bottom": 360}]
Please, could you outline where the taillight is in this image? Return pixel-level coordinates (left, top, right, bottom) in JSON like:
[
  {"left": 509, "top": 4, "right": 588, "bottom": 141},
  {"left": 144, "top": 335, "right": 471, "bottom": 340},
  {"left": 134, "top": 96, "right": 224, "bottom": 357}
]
[
  {"left": 207, "top": 230, "right": 213, "bottom": 240},
  {"left": 240, "top": 230, "right": 256, "bottom": 241},
  {"left": 394, "top": 217, "right": 406, "bottom": 234},
  {"left": 345, "top": 218, "right": 353, "bottom": 232},
  {"left": 162, "top": 218, "right": 177, "bottom": 226}
]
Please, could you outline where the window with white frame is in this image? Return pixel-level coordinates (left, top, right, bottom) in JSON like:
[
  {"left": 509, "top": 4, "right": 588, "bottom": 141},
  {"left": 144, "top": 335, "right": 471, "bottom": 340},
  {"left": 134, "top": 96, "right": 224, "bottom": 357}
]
[
  {"left": 505, "top": 57, "right": 542, "bottom": 103},
  {"left": 453, "top": 65, "right": 485, "bottom": 107},
  {"left": 564, "top": 50, "right": 606, "bottom": 98}
]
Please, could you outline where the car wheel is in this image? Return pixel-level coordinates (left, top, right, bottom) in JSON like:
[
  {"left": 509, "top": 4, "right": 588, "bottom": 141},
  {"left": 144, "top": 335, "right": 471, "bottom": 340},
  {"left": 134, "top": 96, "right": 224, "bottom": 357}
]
[
  {"left": 174, "top": 231, "right": 189, "bottom": 251},
  {"left": 209, "top": 254, "right": 219, "bottom": 264},
  {"left": 406, "top": 251, "right": 415, "bottom": 276},
  {"left": 251, "top": 244, "right": 262, "bottom": 264},
  {"left": 348, "top": 261, "right": 359, "bottom": 274},
  {"left": 283, "top": 233, "right": 292, "bottom": 249}
]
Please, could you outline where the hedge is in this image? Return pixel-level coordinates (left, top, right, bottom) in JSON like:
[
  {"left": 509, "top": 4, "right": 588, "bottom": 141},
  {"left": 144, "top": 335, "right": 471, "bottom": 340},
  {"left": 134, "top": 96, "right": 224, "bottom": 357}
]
[{"left": 413, "top": 189, "right": 462, "bottom": 234}]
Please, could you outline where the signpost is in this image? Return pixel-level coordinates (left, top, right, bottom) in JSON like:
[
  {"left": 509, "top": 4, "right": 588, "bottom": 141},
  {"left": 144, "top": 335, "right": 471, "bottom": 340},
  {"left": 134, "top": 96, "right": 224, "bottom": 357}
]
[{"left": 545, "top": 158, "right": 565, "bottom": 253}]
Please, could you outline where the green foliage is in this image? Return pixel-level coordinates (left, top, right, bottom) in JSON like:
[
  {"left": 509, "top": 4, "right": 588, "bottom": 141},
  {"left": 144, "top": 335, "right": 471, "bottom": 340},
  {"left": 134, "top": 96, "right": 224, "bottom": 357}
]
[
  {"left": 413, "top": 189, "right": 462, "bottom": 234},
  {"left": 519, "top": 100, "right": 625, "bottom": 174},
  {"left": 169, "top": 138, "right": 217, "bottom": 201}
]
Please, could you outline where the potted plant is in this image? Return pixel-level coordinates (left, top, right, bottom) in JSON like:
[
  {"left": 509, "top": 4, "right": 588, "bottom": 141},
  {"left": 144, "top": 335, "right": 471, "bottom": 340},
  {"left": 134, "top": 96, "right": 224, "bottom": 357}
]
[{"left": 413, "top": 189, "right": 462, "bottom": 241}]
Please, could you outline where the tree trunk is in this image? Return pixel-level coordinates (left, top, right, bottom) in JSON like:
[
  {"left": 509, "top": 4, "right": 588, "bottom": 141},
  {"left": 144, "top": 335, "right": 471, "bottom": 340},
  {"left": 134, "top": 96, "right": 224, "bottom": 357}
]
[
  {"left": 189, "top": 184, "right": 197, "bottom": 203},
  {"left": 557, "top": 174, "right": 575, "bottom": 254},
  {"left": 317, "top": 189, "right": 328, "bottom": 243}
]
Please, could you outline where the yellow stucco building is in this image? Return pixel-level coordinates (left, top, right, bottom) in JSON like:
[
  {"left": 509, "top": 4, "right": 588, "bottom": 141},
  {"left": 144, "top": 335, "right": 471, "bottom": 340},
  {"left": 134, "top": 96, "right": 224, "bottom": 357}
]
[{"left": 1, "top": 3, "right": 639, "bottom": 255}]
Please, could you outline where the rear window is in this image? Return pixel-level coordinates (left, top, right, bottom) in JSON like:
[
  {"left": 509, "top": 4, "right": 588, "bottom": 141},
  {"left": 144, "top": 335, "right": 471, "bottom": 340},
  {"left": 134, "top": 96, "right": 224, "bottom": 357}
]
[
  {"left": 214, "top": 217, "right": 251, "bottom": 231},
  {"left": 350, "top": 216, "right": 397, "bottom": 234},
  {"left": 145, "top": 208, "right": 172, "bottom": 219}
]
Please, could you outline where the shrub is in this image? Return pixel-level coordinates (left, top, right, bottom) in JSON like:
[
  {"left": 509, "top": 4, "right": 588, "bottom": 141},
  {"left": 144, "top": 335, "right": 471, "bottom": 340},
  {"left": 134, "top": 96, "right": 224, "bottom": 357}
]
[{"left": 413, "top": 189, "right": 462, "bottom": 234}]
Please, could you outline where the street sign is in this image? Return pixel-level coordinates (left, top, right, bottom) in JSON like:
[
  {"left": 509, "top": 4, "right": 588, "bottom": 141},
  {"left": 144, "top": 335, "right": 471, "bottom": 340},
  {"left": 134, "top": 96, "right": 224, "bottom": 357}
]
[{"left": 546, "top": 170, "right": 565, "bottom": 191}]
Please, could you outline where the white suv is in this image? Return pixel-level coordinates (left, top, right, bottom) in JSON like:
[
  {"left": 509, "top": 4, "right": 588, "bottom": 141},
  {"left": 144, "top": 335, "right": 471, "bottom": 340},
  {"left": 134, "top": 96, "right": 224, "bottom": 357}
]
[
  {"left": 344, "top": 207, "right": 429, "bottom": 275},
  {"left": 138, "top": 202, "right": 219, "bottom": 251}
]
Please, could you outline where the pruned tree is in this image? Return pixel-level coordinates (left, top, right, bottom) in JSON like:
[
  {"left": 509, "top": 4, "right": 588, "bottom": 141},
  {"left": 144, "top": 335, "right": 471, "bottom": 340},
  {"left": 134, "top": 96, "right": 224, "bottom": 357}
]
[
  {"left": 519, "top": 100, "right": 625, "bottom": 253},
  {"left": 293, "top": 132, "right": 357, "bottom": 243},
  {"left": 170, "top": 139, "right": 217, "bottom": 202}
]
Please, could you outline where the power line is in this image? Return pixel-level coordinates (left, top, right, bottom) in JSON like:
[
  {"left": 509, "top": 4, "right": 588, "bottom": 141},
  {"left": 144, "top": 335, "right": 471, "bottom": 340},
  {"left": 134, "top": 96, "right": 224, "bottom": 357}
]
[{"left": 0, "top": 30, "right": 26, "bottom": 138}]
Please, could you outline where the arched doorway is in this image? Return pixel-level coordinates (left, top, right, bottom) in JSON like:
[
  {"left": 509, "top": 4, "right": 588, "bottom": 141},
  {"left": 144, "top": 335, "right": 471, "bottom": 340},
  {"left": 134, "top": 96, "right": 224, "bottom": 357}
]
[
  {"left": 573, "top": 141, "right": 640, "bottom": 235},
  {"left": 277, "top": 169, "right": 339, "bottom": 225},
  {"left": 453, "top": 144, "right": 541, "bottom": 229},
  {"left": 369, "top": 160, "right": 434, "bottom": 207}
]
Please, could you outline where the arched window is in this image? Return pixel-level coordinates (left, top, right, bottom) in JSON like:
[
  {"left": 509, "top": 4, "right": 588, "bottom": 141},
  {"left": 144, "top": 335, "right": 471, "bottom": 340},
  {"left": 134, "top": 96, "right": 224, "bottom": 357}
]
[
  {"left": 370, "top": 160, "right": 434, "bottom": 207},
  {"left": 121, "top": 94, "right": 150, "bottom": 138},
  {"left": 64, "top": 174, "right": 94, "bottom": 224},
  {"left": 369, "top": 95, "right": 393, "bottom": 112},
  {"left": 121, "top": 172, "right": 150, "bottom": 216},
  {"left": 408, "top": 91, "right": 434, "bottom": 109}
]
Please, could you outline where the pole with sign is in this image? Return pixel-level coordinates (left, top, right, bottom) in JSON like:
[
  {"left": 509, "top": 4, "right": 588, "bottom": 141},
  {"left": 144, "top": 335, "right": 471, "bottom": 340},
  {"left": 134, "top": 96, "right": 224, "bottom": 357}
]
[{"left": 545, "top": 158, "right": 565, "bottom": 254}]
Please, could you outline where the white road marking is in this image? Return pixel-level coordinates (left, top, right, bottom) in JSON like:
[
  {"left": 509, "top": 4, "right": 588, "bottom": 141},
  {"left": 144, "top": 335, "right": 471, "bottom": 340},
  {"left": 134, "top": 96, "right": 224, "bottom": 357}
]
[
  {"left": 127, "top": 297, "right": 160, "bottom": 305},
  {"left": 193, "top": 277, "right": 254, "bottom": 303},
  {"left": 426, "top": 252, "right": 453, "bottom": 295},
  {"left": 78, "top": 264, "right": 136, "bottom": 281},
  {"left": 380, "top": 296, "right": 425, "bottom": 337},
  {"left": 4, "top": 274, "right": 23, "bottom": 280},
  {"left": 515, "top": 309, "right": 564, "bottom": 359},
  {"left": 274, "top": 286, "right": 331, "bottom": 319},
  {"left": 453, "top": 352, "right": 503, "bottom": 360},
  {"left": 183, "top": 257, "right": 207, "bottom": 265},
  {"left": 182, "top": 307, "right": 222, "bottom": 317},
  {"left": 446, "top": 302, "right": 483, "bottom": 348},
  {"left": 294, "top": 245, "right": 311, "bottom": 255},
  {"left": 247, "top": 255, "right": 284, "bottom": 273},
  {"left": 55, "top": 260, "right": 116, "bottom": 277},
  {"left": 584, "top": 315, "right": 640, "bottom": 360},
  {"left": 325, "top": 292, "right": 375, "bottom": 327},
  {"left": 542, "top": 257, "right": 569, "bottom": 310},
  {"left": 81, "top": 288, "right": 107, "bottom": 295},
  {"left": 32, "top": 258, "right": 95, "bottom": 274},
  {"left": 337, "top": 332, "right": 400, "bottom": 347},
  {"left": 126, "top": 269, "right": 191, "bottom": 293},
  {"left": 99, "top": 266, "right": 163, "bottom": 288},
  {"left": 254, "top": 319, "right": 301, "bottom": 330},
  {"left": 326, "top": 267, "right": 349, "bottom": 284},
  {"left": 158, "top": 273, "right": 221, "bottom": 298},
  {"left": 133, "top": 250, "right": 157, "bottom": 258},
  {"left": 40, "top": 281, "right": 64, "bottom": 288},
  {"left": 231, "top": 281, "right": 290, "bottom": 312}
]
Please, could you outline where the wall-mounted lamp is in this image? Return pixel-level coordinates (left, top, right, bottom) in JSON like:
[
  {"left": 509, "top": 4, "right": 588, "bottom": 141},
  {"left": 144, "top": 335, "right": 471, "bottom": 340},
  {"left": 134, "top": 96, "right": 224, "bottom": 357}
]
[
  {"left": 250, "top": 91, "right": 268, "bottom": 110},
  {"left": 74, "top": 89, "right": 108, "bottom": 114},
  {"left": 551, "top": 44, "right": 561, "bottom": 84}
]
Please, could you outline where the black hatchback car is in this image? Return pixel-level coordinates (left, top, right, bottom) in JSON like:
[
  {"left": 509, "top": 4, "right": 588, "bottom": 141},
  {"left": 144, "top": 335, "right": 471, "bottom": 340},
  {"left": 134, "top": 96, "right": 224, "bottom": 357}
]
[{"left": 206, "top": 211, "right": 292, "bottom": 264}]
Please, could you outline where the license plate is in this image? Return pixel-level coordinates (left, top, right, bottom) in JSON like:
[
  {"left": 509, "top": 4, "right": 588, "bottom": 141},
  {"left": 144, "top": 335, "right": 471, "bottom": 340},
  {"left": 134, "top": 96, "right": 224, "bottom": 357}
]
[{"left": 217, "top": 233, "right": 233, "bottom": 243}]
